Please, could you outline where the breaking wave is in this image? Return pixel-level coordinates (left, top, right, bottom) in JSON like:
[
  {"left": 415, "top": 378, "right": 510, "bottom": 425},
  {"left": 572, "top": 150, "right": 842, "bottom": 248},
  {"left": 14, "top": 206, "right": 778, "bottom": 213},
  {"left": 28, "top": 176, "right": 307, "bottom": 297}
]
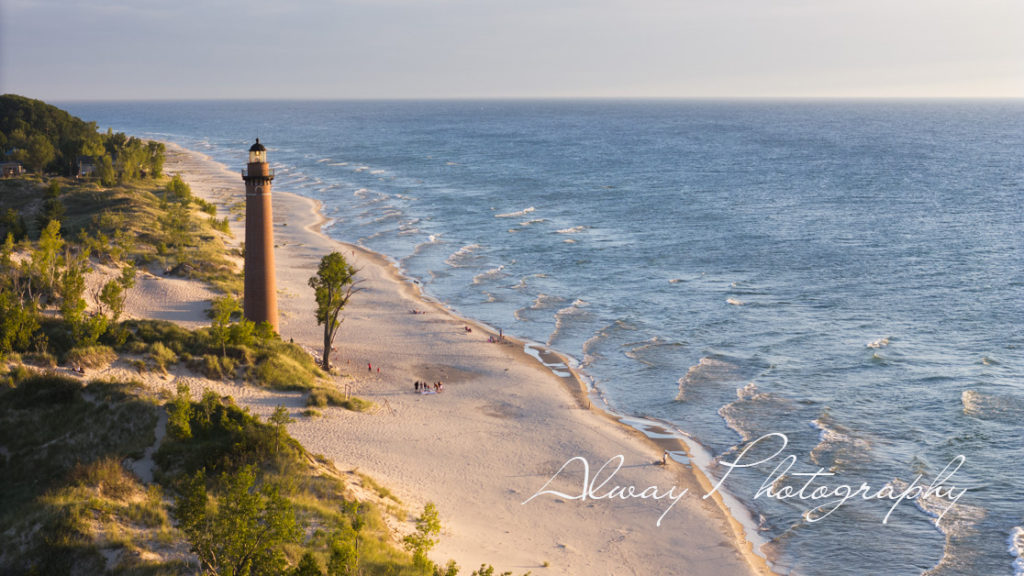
[
  {"left": 809, "top": 412, "right": 871, "bottom": 468},
  {"left": 675, "top": 356, "right": 738, "bottom": 402},
  {"left": 495, "top": 206, "right": 535, "bottom": 218},
  {"left": 444, "top": 244, "right": 483, "bottom": 267},
  {"left": 547, "top": 299, "right": 591, "bottom": 346}
]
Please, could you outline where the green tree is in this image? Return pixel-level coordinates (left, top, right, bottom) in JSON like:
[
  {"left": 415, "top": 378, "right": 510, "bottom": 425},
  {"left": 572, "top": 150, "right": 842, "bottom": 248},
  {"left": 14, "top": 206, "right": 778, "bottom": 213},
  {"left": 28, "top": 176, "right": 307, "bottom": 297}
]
[
  {"left": 59, "top": 246, "right": 96, "bottom": 342},
  {"left": 404, "top": 502, "right": 441, "bottom": 570},
  {"left": 0, "top": 287, "right": 40, "bottom": 354},
  {"left": 22, "top": 133, "right": 55, "bottom": 173},
  {"left": 166, "top": 174, "right": 192, "bottom": 203},
  {"left": 269, "top": 405, "right": 293, "bottom": 456},
  {"left": 327, "top": 539, "right": 357, "bottom": 576},
  {"left": 95, "top": 263, "right": 136, "bottom": 322},
  {"left": 35, "top": 197, "right": 65, "bottom": 232},
  {"left": 168, "top": 382, "right": 194, "bottom": 440},
  {"left": 292, "top": 552, "right": 324, "bottom": 576},
  {"left": 32, "top": 219, "right": 64, "bottom": 301},
  {"left": 0, "top": 209, "right": 28, "bottom": 242},
  {"left": 147, "top": 141, "right": 166, "bottom": 177},
  {"left": 174, "top": 466, "right": 301, "bottom": 576},
  {"left": 96, "top": 154, "right": 116, "bottom": 186},
  {"left": 210, "top": 295, "right": 240, "bottom": 356},
  {"left": 160, "top": 200, "right": 192, "bottom": 262},
  {"left": 308, "top": 252, "right": 360, "bottom": 371}
]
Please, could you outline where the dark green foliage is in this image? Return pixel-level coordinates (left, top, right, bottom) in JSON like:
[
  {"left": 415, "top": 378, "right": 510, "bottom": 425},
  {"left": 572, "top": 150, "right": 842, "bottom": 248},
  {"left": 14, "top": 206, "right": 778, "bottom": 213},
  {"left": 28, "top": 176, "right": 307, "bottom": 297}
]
[
  {"left": 156, "top": 391, "right": 301, "bottom": 478},
  {"left": 0, "top": 286, "right": 40, "bottom": 353},
  {"left": 175, "top": 466, "right": 301, "bottom": 576},
  {"left": 36, "top": 196, "right": 65, "bottom": 232},
  {"left": 1, "top": 207, "right": 28, "bottom": 241},
  {"left": 293, "top": 551, "right": 326, "bottom": 576},
  {"left": 0, "top": 94, "right": 165, "bottom": 179}
]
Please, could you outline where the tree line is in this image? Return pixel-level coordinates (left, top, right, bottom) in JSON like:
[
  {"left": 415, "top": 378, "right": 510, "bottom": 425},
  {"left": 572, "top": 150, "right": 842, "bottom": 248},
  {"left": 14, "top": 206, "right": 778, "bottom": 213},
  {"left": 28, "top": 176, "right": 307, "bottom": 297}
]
[{"left": 0, "top": 93, "right": 164, "bottom": 182}]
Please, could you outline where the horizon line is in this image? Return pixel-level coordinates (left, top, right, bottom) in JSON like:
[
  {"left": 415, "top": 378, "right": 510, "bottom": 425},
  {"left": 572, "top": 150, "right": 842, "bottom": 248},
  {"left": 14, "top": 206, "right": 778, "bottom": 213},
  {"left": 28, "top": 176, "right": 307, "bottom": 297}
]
[{"left": 44, "top": 95, "right": 1024, "bottom": 104}]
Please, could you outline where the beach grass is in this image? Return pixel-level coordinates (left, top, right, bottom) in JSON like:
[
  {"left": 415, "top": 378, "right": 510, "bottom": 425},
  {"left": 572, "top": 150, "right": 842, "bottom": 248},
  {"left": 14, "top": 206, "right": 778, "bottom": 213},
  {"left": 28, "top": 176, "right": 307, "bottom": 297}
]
[{"left": 1, "top": 175, "right": 241, "bottom": 294}]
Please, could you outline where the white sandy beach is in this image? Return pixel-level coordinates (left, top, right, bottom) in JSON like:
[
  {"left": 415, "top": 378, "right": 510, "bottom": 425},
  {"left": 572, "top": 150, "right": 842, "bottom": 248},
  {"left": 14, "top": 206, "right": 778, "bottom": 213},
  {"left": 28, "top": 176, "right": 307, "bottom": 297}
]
[{"left": 105, "top": 143, "right": 772, "bottom": 576}]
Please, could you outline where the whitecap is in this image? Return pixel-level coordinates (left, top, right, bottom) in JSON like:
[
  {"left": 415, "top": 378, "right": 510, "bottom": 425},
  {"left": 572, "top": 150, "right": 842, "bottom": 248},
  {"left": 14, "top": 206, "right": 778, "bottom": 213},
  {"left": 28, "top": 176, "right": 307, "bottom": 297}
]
[
  {"left": 472, "top": 265, "right": 509, "bottom": 285},
  {"left": 444, "top": 244, "right": 483, "bottom": 268},
  {"left": 1009, "top": 526, "right": 1024, "bottom": 576},
  {"left": 961, "top": 389, "right": 1024, "bottom": 421},
  {"left": 546, "top": 299, "right": 593, "bottom": 346},
  {"left": 809, "top": 412, "right": 871, "bottom": 467},
  {"left": 675, "top": 357, "right": 737, "bottom": 402},
  {"left": 495, "top": 206, "right": 535, "bottom": 218},
  {"left": 867, "top": 337, "right": 891, "bottom": 349},
  {"left": 555, "top": 225, "right": 588, "bottom": 234}
]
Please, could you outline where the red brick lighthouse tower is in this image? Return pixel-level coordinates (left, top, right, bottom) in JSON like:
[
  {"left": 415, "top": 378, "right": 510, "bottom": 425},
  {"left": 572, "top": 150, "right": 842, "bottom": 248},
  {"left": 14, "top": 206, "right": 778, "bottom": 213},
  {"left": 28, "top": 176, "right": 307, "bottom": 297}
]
[{"left": 241, "top": 138, "right": 278, "bottom": 332}]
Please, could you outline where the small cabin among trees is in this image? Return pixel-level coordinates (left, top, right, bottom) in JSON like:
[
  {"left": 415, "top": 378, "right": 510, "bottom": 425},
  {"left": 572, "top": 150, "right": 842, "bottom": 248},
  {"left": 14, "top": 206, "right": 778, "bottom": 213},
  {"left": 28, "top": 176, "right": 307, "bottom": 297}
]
[
  {"left": 0, "top": 161, "right": 24, "bottom": 177},
  {"left": 76, "top": 156, "right": 96, "bottom": 178}
]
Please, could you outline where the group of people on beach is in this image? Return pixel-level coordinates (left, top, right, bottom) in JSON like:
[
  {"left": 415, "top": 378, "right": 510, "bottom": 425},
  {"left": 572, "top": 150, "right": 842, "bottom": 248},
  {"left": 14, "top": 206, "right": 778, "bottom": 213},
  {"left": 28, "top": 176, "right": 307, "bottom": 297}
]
[{"left": 414, "top": 380, "right": 444, "bottom": 394}]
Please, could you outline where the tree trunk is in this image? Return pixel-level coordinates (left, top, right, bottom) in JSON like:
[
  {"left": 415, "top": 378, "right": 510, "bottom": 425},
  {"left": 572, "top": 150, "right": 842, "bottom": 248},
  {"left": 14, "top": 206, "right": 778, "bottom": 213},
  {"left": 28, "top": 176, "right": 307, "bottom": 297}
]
[{"left": 322, "top": 322, "right": 332, "bottom": 371}]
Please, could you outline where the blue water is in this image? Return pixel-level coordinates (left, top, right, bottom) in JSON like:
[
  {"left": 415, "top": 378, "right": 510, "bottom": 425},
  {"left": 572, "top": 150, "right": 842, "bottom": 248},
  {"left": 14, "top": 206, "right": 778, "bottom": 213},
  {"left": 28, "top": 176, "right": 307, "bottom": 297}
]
[{"left": 62, "top": 100, "right": 1024, "bottom": 576}]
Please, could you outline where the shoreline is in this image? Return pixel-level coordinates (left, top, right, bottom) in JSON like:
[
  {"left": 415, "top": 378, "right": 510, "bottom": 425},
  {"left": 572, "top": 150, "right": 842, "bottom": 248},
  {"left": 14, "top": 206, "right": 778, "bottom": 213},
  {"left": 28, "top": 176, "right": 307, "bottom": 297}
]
[{"left": 158, "top": 141, "right": 774, "bottom": 575}]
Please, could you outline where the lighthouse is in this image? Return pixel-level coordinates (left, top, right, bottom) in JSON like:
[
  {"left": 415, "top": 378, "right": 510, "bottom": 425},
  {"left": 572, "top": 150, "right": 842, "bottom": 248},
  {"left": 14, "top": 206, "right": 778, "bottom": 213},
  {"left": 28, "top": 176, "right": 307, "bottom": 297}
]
[{"left": 241, "top": 138, "right": 278, "bottom": 332}]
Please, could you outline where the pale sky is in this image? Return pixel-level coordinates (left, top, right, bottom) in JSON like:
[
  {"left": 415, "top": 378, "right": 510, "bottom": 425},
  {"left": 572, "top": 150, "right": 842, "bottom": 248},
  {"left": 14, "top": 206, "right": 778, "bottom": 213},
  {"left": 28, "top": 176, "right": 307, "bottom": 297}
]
[{"left": 2, "top": 0, "right": 1022, "bottom": 100}]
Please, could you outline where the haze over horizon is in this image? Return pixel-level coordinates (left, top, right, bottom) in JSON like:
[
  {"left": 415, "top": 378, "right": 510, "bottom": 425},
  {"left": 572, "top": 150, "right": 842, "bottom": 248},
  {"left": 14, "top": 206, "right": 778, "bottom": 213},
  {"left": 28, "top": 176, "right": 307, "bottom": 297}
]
[{"left": 2, "top": 0, "right": 1022, "bottom": 101}]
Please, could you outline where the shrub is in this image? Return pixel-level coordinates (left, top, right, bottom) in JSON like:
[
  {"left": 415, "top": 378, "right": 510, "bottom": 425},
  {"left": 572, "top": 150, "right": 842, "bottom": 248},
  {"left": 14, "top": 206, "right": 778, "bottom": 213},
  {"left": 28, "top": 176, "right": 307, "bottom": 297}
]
[
  {"left": 190, "top": 354, "right": 236, "bottom": 380},
  {"left": 67, "top": 457, "right": 135, "bottom": 499},
  {"left": 253, "top": 354, "right": 317, "bottom": 390},
  {"left": 149, "top": 342, "right": 177, "bottom": 372},
  {"left": 65, "top": 345, "right": 116, "bottom": 369}
]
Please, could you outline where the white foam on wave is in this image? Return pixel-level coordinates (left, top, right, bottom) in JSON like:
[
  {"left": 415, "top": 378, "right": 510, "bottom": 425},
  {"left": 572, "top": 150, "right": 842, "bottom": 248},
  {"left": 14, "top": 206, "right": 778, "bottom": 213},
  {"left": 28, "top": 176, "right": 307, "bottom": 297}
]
[
  {"left": 718, "top": 383, "right": 794, "bottom": 443},
  {"left": 546, "top": 299, "right": 591, "bottom": 346},
  {"left": 444, "top": 244, "right": 483, "bottom": 268},
  {"left": 374, "top": 209, "right": 402, "bottom": 224},
  {"left": 515, "top": 293, "right": 568, "bottom": 321},
  {"left": 519, "top": 218, "right": 547, "bottom": 226},
  {"left": 867, "top": 337, "right": 891, "bottom": 349},
  {"left": 472, "top": 264, "right": 510, "bottom": 285},
  {"left": 912, "top": 474, "right": 988, "bottom": 576},
  {"left": 1009, "top": 526, "right": 1024, "bottom": 576},
  {"left": 961, "top": 389, "right": 1024, "bottom": 421},
  {"left": 316, "top": 158, "right": 332, "bottom": 163},
  {"left": 809, "top": 412, "right": 870, "bottom": 467},
  {"left": 555, "top": 225, "right": 588, "bottom": 234},
  {"left": 495, "top": 206, "right": 535, "bottom": 218},
  {"left": 623, "top": 336, "right": 685, "bottom": 367},
  {"left": 675, "top": 357, "right": 737, "bottom": 402}
]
